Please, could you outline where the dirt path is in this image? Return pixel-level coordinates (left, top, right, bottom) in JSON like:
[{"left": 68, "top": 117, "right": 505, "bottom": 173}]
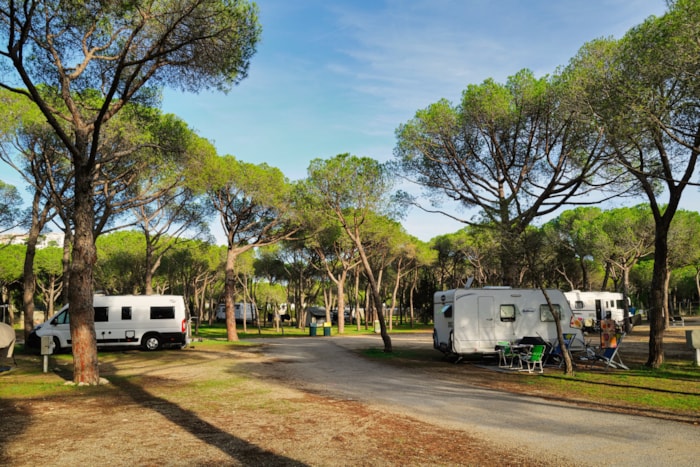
[
  {"left": 252, "top": 332, "right": 699, "bottom": 466},
  {"left": 1, "top": 322, "right": 698, "bottom": 466}
]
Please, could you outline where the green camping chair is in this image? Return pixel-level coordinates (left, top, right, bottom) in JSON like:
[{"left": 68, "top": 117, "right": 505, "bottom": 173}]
[
  {"left": 496, "top": 341, "right": 519, "bottom": 369},
  {"left": 519, "top": 344, "right": 545, "bottom": 374}
]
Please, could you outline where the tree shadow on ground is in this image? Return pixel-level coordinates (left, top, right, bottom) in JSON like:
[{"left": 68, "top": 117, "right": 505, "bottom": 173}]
[{"left": 108, "top": 375, "right": 307, "bottom": 466}]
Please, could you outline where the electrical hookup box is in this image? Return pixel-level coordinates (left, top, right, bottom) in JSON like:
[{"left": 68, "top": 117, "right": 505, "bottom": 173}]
[{"left": 40, "top": 335, "right": 54, "bottom": 355}]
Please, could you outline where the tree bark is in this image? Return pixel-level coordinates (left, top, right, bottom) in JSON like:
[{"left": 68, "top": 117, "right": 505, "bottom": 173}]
[
  {"left": 350, "top": 231, "right": 391, "bottom": 352},
  {"left": 68, "top": 159, "right": 99, "bottom": 385},
  {"left": 22, "top": 200, "right": 42, "bottom": 340},
  {"left": 646, "top": 228, "right": 669, "bottom": 368},
  {"left": 224, "top": 246, "right": 240, "bottom": 341}
]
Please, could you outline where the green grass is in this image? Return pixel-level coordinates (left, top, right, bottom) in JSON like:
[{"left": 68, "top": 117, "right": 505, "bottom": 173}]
[
  {"left": 192, "top": 321, "right": 433, "bottom": 340},
  {"left": 359, "top": 346, "right": 700, "bottom": 417}
]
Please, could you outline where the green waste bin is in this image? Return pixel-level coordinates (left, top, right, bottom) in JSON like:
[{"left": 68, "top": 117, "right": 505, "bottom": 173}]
[
  {"left": 309, "top": 324, "right": 317, "bottom": 336},
  {"left": 323, "top": 322, "right": 331, "bottom": 336}
]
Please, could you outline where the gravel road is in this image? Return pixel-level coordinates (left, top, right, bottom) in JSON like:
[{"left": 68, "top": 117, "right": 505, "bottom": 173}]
[{"left": 258, "top": 333, "right": 699, "bottom": 466}]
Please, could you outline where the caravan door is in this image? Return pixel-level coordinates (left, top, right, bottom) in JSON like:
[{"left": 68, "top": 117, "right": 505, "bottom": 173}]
[{"left": 478, "top": 296, "right": 495, "bottom": 346}]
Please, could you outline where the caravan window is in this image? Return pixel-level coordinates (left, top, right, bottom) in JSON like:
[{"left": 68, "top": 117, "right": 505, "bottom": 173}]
[
  {"left": 94, "top": 307, "right": 109, "bottom": 322},
  {"left": 122, "top": 307, "right": 132, "bottom": 320},
  {"left": 499, "top": 304, "right": 516, "bottom": 322},
  {"left": 539, "top": 304, "right": 563, "bottom": 322},
  {"left": 574, "top": 300, "right": 584, "bottom": 309},
  {"left": 150, "top": 306, "right": 175, "bottom": 320},
  {"left": 441, "top": 304, "right": 453, "bottom": 318}
]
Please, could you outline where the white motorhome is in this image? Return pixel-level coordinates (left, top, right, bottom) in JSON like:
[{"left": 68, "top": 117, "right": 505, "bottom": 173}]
[
  {"left": 564, "top": 290, "right": 631, "bottom": 330},
  {"left": 433, "top": 287, "right": 583, "bottom": 358},
  {"left": 29, "top": 295, "right": 189, "bottom": 352},
  {"left": 215, "top": 302, "right": 258, "bottom": 323}
]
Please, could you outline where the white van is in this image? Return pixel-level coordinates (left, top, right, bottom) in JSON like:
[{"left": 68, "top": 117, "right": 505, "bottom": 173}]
[{"left": 29, "top": 294, "right": 189, "bottom": 352}]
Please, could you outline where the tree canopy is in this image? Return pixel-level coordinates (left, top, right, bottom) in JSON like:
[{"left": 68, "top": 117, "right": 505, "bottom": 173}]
[
  {"left": 394, "top": 69, "right": 612, "bottom": 284},
  {"left": 0, "top": 0, "right": 262, "bottom": 384}
]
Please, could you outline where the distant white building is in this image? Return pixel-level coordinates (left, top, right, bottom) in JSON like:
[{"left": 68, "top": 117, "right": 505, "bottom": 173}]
[{"left": 0, "top": 232, "right": 64, "bottom": 249}]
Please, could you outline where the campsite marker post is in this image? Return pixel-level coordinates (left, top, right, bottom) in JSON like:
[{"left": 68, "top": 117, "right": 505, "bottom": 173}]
[{"left": 686, "top": 330, "right": 700, "bottom": 366}]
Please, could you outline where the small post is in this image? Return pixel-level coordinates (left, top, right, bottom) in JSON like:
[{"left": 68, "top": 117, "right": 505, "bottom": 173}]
[
  {"left": 40, "top": 335, "right": 54, "bottom": 373},
  {"left": 686, "top": 330, "right": 700, "bottom": 366}
]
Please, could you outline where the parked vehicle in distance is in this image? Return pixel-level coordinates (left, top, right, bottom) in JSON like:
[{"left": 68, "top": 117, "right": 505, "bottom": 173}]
[
  {"left": 27, "top": 294, "right": 189, "bottom": 352},
  {"left": 564, "top": 290, "right": 633, "bottom": 331},
  {"left": 433, "top": 287, "right": 584, "bottom": 360},
  {"left": 331, "top": 308, "right": 356, "bottom": 325},
  {"left": 215, "top": 302, "right": 258, "bottom": 324}
]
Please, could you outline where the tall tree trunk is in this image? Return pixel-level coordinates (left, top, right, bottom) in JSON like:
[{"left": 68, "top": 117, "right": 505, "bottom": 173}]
[
  {"left": 69, "top": 161, "right": 99, "bottom": 385},
  {"left": 389, "top": 259, "right": 404, "bottom": 332},
  {"left": 354, "top": 267, "right": 361, "bottom": 331},
  {"left": 646, "top": 229, "right": 669, "bottom": 368},
  {"left": 224, "top": 246, "right": 239, "bottom": 341},
  {"left": 579, "top": 257, "right": 590, "bottom": 291},
  {"left": 409, "top": 269, "right": 417, "bottom": 328},
  {"left": 354, "top": 241, "right": 391, "bottom": 352},
  {"left": 22, "top": 196, "right": 43, "bottom": 340},
  {"left": 336, "top": 269, "right": 347, "bottom": 334},
  {"left": 144, "top": 237, "right": 155, "bottom": 295},
  {"left": 622, "top": 265, "right": 632, "bottom": 334},
  {"left": 601, "top": 261, "right": 611, "bottom": 291},
  {"left": 61, "top": 229, "right": 73, "bottom": 306}
]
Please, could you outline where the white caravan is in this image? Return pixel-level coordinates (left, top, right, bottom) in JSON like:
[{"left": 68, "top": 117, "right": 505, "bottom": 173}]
[
  {"left": 433, "top": 287, "right": 583, "bottom": 358},
  {"left": 564, "top": 290, "right": 630, "bottom": 329},
  {"left": 215, "top": 302, "right": 258, "bottom": 323},
  {"left": 29, "top": 295, "right": 189, "bottom": 352}
]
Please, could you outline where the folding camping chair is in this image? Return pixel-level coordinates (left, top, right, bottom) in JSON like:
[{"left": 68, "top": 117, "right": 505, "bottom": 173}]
[
  {"left": 548, "top": 333, "right": 577, "bottom": 367},
  {"left": 519, "top": 344, "right": 546, "bottom": 374},
  {"left": 591, "top": 332, "right": 629, "bottom": 370},
  {"left": 496, "top": 341, "right": 520, "bottom": 369}
]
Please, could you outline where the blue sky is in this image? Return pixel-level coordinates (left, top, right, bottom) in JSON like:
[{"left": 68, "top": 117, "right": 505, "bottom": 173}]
[
  {"left": 2, "top": 0, "right": 676, "bottom": 243},
  {"left": 160, "top": 0, "right": 670, "bottom": 242}
]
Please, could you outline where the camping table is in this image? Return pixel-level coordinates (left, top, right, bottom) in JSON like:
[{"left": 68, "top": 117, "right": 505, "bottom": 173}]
[
  {"left": 510, "top": 344, "right": 533, "bottom": 369},
  {"left": 495, "top": 343, "right": 531, "bottom": 369}
]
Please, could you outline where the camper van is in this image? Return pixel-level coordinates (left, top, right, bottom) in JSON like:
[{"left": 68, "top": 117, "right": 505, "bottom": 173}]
[
  {"left": 28, "top": 295, "right": 189, "bottom": 352},
  {"left": 433, "top": 287, "right": 583, "bottom": 359},
  {"left": 215, "top": 302, "right": 258, "bottom": 324},
  {"left": 564, "top": 290, "right": 631, "bottom": 330}
]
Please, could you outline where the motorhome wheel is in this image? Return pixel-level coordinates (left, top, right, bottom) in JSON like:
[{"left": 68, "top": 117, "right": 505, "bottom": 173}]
[{"left": 142, "top": 334, "right": 161, "bottom": 351}]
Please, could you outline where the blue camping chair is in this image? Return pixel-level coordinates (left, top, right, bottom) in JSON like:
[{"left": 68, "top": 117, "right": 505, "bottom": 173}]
[{"left": 549, "top": 333, "right": 577, "bottom": 367}]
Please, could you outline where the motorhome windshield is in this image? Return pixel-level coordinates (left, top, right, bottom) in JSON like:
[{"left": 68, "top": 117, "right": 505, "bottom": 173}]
[{"left": 52, "top": 309, "right": 69, "bottom": 325}]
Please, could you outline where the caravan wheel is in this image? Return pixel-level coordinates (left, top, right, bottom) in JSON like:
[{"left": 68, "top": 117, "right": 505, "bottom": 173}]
[{"left": 142, "top": 333, "right": 162, "bottom": 351}]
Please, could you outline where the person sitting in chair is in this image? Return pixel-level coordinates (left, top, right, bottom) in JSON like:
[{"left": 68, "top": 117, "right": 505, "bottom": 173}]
[{"left": 600, "top": 312, "right": 619, "bottom": 348}]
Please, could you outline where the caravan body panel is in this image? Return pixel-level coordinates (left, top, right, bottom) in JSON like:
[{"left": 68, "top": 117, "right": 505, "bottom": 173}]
[
  {"left": 433, "top": 288, "right": 581, "bottom": 357},
  {"left": 215, "top": 302, "right": 258, "bottom": 323}
]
